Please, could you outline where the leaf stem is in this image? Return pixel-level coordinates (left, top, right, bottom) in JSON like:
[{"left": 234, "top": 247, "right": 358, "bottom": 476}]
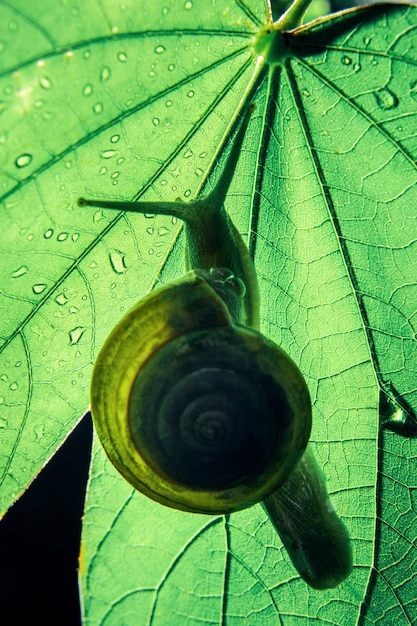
[{"left": 275, "top": 0, "right": 313, "bottom": 30}]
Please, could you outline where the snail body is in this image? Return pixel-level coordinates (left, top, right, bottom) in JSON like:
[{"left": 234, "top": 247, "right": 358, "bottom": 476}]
[{"left": 79, "top": 105, "right": 352, "bottom": 588}]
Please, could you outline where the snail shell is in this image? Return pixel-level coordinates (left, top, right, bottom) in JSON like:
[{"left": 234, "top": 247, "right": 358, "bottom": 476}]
[{"left": 91, "top": 269, "right": 311, "bottom": 514}]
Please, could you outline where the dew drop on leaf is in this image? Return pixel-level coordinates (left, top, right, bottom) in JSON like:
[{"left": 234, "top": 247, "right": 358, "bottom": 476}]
[
  {"left": 168, "top": 64, "right": 175, "bottom": 71},
  {"left": 111, "top": 134, "right": 120, "bottom": 143},
  {"left": 109, "top": 250, "right": 127, "bottom": 274},
  {"left": 342, "top": 55, "right": 352, "bottom": 65},
  {"left": 153, "top": 118, "right": 160, "bottom": 126},
  {"left": 12, "top": 265, "right": 28, "bottom": 278},
  {"left": 155, "top": 45, "right": 166, "bottom": 54},
  {"left": 374, "top": 87, "right": 399, "bottom": 110},
  {"left": 39, "top": 76, "right": 52, "bottom": 90},
  {"left": 32, "top": 284, "right": 47, "bottom": 294},
  {"left": 93, "top": 102, "right": 103, "bottom": 114},
  {"left": 57, "top": 232, "right": 69, "bottom": 241},
  {"left": 100, "top": 66, "right": 111, "bottom": 82},
  {"left": 69, "top": 326, "right": 86, "bottom": 345},
  {"left": 55, "top": 293, "right": 69, "bottom": 305},
  {"left": 83, "top": 84, "right": 93, "bottom": 97},
  {"left": 102, "top": 150, "right": 116, "bottom": 159},
  {"left": 158, "top": 226, "right": 169, "bottom": 236},
  {"left": 187, "top": 90, "right": 194, "bottom": 98},
  {"left": 117, "top": 52, "right": 128, "bottom": 63},
  {"left": 184, "top": 0, "right": 193, "bottom": 9},
  {"left": 15, "top": 154, "right": 32, "bottom": 168}
]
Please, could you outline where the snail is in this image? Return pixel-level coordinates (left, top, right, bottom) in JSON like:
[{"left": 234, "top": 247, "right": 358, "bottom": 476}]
[{"left": 79, "top": 105, "right": 352, "bottom": 589}]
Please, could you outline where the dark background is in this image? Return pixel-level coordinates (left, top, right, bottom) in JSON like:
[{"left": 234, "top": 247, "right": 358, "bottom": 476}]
[{"left": 0, "top": 414, "right": 93, "bottom": 626}]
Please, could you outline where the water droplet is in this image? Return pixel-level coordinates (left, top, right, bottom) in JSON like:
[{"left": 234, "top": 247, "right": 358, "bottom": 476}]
[
  {"left": 117, "top": 52, "right": 128, "bottom": 63},
  {"left": 301, "top": 89, "right": 310, "bottom": 97},
  {"left": 374, "top": 87, "right": 399, "bottom": 111},
  {"left": 93, "top": 102, "right": 103, "bottom": 114},
  {"left": 69, "top": 306, "right": 79, "bottom": 314},
  {"left": 57, "top": 232, "right": 69, "bottom": 241},
  {"left": 153, "top": 117, "right": 160, "bottom": 126},
  {"left": 353, "top": 63, "right": 361, "bottom": 73},
  {"left": 187, "top": 90, "right": 194, "bottom": 98},
  {"left": 55, "top": 293, "right": 69, "bottom": 305},
  {"left": 184, "top": 0, "right": 193, "bottom": 9},
  {"left": 171, "top": 217, "right": 177, "bottom": 225},
  {"left": 32, "top": 284, "right": 47, "bottom": 294},
  {"left": 109, "top": 250, "right": 127, "bottom": 274},
  {"left": 168, "top": 64, "right": 175, "bottom": 71},
  {"left": 146, "top": 227, "right": 154, "bottom": 235},
  {"left": 160, "top": 179, "right": 167, "bottom": 186},
  {"left": 155, "top": 45, "right": 166, "bottom": 54},
  {"left": 184, "top": 149, "right": 193, "bottom": 158},
  {"left": 99, "top": 166, "right": 107, "bottom": 175},
  {"left": 12, "top": 265, "right": 28, "bottom": 278},
  {"left": 34, "top": 99, "right": 44, "bottom": 108},
  {"left": 199, "top": 152, "right": 207, "bottom": 159},
  {"left": 195, "top": 168, "right": 203, "bottom": 176},
  {"left": 83, "top": 83, "right": 93, "bottom": 96},
  {"left": 83, "top": 49, "right": 91, "bottom": 60},
  {"left": 110, "top": 134, "right": 120, "bottom": 143},
  {"left": 0, "top": 416, "right": 7, "bottom": 428},
  {"left": 100, "top": 66, "right": 111, "bottom": 82},
  {"left": 166, "top": 100, "right": 173, "bottom": 107},
  {"left": 363, "top": 36, "right": 371, "bottom": 45},
  {"left": 69, "top": 326, "right": 86, "bottom": 345},
  {"left": 341, "top": 56, "right": 352, "bottom": 65},
  {"left": 158, "top": 226, "right": 169, "bottom": 236},
  {"left": 102, "top": 149, "right": 116, "bottom": 159},
  {"left": 93, "top": 210, "right": 104, "bottom": 223},
  {"left": 15, "top": 153, "right": 32, "bottom": 168},
  {"left": 39, "top": 76, "right": 52, "bottom": 90},
  {"left": 111, "top": 171, "right": 120, "bottom": 179},
  {"left": 9, "top": 382, "right": 18, "bottom": 391},
  {"left": 117, "top": 157, "right": 125, "bottom": 165},
  {"left": 184, "top": 189, "right": 191, "bottom": 198},
  {"left": 0, "top": 397, "right": 5, "bottom": 405}
]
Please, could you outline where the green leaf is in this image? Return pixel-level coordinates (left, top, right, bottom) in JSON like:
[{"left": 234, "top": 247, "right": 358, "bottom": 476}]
[{"left": 1, "top": 0, "right": 416, "bottom": 623}]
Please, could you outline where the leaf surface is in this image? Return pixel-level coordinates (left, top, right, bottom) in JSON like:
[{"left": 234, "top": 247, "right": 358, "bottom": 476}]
[{"left": 0, "top": 0, "right": 416, "bottom": 623}]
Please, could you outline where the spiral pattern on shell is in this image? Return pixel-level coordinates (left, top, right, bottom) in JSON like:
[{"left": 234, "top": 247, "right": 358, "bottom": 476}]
[{"left": 129, "top": 327, "right": 300, "bottom": 492}]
